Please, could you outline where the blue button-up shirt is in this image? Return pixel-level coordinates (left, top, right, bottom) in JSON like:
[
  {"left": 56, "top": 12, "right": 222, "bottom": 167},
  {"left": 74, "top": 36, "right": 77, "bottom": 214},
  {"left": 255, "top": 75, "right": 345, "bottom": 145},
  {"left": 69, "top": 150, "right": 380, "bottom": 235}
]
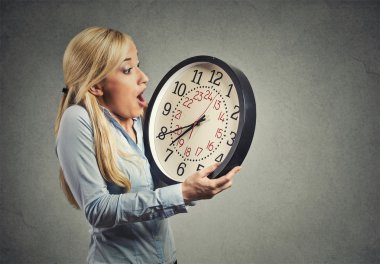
[{"left": 56, "top": 105, "right": 187, "bottom": 264}]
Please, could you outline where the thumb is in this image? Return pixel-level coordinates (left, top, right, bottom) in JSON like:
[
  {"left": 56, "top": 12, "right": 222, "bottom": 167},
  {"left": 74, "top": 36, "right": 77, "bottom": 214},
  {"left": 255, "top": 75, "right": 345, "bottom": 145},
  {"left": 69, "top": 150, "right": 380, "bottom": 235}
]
[{"left": 199, "top": 162, "right": 220, "bottom": 178}]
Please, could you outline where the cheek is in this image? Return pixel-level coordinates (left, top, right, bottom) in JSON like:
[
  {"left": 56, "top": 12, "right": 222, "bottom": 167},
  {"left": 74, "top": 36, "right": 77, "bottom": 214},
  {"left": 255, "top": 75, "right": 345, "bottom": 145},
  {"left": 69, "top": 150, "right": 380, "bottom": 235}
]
[
  {"left": 106, "top": 80, "right": 133, "bottom": 101},
  {"left": 120, "top": 92, "right": 139, "bottom": 112}
]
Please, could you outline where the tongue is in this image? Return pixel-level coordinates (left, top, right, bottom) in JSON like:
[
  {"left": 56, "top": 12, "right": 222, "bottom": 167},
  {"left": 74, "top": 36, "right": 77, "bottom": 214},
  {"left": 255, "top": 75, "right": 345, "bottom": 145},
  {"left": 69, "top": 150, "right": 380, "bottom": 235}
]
[{"left": 138, "top": 94, "right": 148, "bottom": 108}]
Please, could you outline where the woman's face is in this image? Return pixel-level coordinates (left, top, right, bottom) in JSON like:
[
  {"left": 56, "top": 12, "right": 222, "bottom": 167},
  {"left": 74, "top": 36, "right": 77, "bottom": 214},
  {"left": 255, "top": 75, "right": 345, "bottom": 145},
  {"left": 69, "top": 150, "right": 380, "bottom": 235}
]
[{"left": 99, "top": 42, "right": 149, "bottom": 121}]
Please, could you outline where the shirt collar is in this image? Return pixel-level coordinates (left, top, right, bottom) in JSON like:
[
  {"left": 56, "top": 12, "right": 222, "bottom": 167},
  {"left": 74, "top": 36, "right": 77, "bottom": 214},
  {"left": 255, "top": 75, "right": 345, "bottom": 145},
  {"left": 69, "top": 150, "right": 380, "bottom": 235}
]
[{"left": 99, "top": 105, "right": 144, "bottom": 156}]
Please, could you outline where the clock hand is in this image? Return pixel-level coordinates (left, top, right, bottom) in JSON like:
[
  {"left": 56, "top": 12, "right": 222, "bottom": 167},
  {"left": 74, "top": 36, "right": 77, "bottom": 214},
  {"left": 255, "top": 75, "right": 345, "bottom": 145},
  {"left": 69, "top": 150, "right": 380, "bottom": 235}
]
[
  {"left": 156, "top": 122, "right": 194, "bottom": 138},
  {"left": 156, "top": 115, "right": 206, "bottom": 138},
  {"left": 169, "top": 115, "right": 205, "bottom": 146},
  {"left": 188, "top": 90, "right": 220, "bottom": 139}
]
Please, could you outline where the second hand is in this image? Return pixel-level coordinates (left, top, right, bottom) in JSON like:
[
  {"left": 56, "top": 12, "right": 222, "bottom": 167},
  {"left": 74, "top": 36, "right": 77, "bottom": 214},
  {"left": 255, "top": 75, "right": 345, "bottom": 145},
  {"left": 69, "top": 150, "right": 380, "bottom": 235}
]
[
  {"left": 169, "top": 115, "right": 206, "bottom": 146},
  {"left": 188, "top": 89, "right": 220, "bottom": 139}
]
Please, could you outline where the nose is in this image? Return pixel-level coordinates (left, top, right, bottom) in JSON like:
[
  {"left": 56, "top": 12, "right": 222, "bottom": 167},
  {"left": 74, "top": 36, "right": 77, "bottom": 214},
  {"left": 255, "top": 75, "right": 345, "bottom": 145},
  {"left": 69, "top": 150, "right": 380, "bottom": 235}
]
[{"left": 138, "top": 67, "right": 149, "bottom": 85}]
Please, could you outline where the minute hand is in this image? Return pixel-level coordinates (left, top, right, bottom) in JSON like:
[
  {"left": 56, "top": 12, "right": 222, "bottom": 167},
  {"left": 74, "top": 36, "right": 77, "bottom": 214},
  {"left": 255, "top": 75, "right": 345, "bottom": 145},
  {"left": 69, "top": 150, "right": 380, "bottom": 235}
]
[
  {"left": 169, "top": 115, "right": 205, "bottom": 146},
  {"left": 156, "top": 122, "right": 195, "bottom": 138},
  {"left": 189, "top": 91, "right": 219, "bottom": 139}
]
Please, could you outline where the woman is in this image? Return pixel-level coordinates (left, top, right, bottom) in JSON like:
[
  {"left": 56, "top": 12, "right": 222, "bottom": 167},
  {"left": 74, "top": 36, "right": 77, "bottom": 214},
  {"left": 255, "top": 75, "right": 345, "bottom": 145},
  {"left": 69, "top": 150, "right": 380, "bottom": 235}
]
[{"left": 55, "top": 26, "right": 241, "bottom": 264}]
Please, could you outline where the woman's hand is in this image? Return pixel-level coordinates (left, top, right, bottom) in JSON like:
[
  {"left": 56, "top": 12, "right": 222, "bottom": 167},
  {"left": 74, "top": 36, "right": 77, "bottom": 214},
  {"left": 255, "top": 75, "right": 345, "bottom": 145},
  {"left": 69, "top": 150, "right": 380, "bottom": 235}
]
[{"left": 181, "top": 163, "right": 241, "bottom": 204}]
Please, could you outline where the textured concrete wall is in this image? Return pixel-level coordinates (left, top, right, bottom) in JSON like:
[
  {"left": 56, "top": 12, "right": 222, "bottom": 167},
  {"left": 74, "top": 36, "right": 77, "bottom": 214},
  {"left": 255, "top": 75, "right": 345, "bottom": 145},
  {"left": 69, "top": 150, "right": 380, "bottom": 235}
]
[{"left": 1, "top": 0, "right": 379, "bottom": 263}]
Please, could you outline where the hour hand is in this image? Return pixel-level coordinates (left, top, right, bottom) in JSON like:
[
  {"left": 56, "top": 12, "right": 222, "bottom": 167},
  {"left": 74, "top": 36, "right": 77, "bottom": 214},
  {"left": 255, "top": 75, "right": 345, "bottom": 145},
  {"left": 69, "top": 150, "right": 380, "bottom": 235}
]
[
  {"left": 156, "top": 122, "right": 193, "bottom": 138},
  {"left": 169, "top": 115, "right": 206, "bottom": 146}
]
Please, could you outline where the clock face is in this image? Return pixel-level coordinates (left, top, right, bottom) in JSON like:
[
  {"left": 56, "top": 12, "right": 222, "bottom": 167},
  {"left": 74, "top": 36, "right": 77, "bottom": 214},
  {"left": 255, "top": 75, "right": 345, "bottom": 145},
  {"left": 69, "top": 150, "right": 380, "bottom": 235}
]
[{"left": 147, "top": 60, "right": 241, "bottom": 183}]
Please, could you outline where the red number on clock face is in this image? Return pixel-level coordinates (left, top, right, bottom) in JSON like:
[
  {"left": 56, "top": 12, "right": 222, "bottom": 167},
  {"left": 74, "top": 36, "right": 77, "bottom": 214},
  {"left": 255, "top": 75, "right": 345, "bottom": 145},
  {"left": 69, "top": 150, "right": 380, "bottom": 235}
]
[
  {"left": 184, "top": 147, "right": 191, "bottom": 157},
  {"left": 182, "top": 97, "right": 194, "bottom": 108},
  {"left": 175, "top": 109, "right": 182, "bottom": 119},
  {"left": 195, "top": 147, "right": 203, "bottom": 156},
  {"left": 213, "top": 100, "right": 221, "bottom": 110},
  {"left": 207, "top": 140, "right": 214, "bottom": 151},
  {"left": 215, "top": 128, "right": 223, "bottom": 138},
  {"left": 177, "top": 138, "right": 184, "bottom": 147},
  {"left": 174, "top": 125, "right": 183, "bottom": 135},
  {"left": 204, "top": 90, "right": 213, "bottom": 101},
  {"left": 218, "top": 112, "right": 225, "bottom": 122},
  {"left": 193, "top": 91, "right": 203, "bottom": 101}
]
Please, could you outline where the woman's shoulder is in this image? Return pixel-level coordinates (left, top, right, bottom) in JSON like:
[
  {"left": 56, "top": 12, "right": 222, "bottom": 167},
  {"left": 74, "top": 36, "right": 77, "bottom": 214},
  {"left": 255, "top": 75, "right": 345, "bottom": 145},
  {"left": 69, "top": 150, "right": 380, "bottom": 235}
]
[
  {"left": 61, "top": 104, "right": 92, "bottom": 131},
  {"left": 63, "top": 104, "right": 88, "bottom": 118},
  {"left": 56, "top": 105, "right": 95, "bottom": 157}
]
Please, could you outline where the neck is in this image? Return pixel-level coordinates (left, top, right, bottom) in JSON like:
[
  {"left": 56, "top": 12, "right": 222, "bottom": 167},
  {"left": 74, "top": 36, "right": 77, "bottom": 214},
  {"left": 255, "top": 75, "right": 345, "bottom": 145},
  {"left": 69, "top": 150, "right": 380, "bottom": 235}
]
[
  {"left": 99, "top": 103, "right": 134, "bottom": 131},
  {"left": 111, "top": 112, "right": 134, "bottom": 131}
]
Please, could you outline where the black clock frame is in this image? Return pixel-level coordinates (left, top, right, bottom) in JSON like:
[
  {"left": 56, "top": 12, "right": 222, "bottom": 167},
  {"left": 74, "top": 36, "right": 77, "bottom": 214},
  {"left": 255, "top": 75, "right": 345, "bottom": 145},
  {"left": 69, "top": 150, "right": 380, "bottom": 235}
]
[{"left": 143, "top": 55, "right": 256, "bottom": 185}]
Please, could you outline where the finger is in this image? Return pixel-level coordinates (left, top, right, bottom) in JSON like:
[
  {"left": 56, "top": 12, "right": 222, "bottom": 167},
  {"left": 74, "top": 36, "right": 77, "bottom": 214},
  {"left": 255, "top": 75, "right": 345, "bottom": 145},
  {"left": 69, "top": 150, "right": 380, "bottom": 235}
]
[
  {"left": 213, "top": 166, "right": 241, "bottom": 186},
  {"left": 212, "top": 177, "right": 234, "bottom": 196},
  {"left": 219, "top": 177, "right": 234, "bottom": 190},
  {"left": 213, "top": 175, "right": 230, "bottom": 188},
  {"left": 224, "top": 166, "right": 241, "bottom": 180},
  {"left": 199, "top": 162, "right": 221, "bottom": 177}
]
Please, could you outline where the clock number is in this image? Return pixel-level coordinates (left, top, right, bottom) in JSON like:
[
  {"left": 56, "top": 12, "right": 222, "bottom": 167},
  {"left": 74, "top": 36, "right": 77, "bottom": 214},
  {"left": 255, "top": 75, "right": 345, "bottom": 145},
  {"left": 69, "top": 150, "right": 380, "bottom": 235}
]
[
  {"left": 204, "top": 90, "right": 213, "bottom": 101},
  {"left": 209, "top": 70, "right": 223, "bottom": 86},
  {"left": 157, "top": 126, "right": 168, "bottom": 140},
  {"left": 207, "top": 140, "right": 214, "bottom": 151},
  {"left": 215, "top": 153, "right": 224, "bottom": 163},
  {"left": 165, "top": 148, "right": 173, "bottom": 162},
  {"left": 218, "top": 112, "right": 225, "bottom": 122},
  {"left": 231, "top": 105, "right": 239, "bottom": 120},
  {"left": 193, "top": 91, "right": 203, "bottom": 101},
  {"left": 226, "top": 84, "right": 233, "bottom": 98},
  {"left": 213, "top": 99, "right": 221, "bottom": 110},
  {"left": 197, "top": 164, "right": 204, "bottom": 171},
  {"left": 195, "top": 147, "right": 203, "bottom": 156},
  {"left": 227, "top": 131, "right": 236, "bottom": 146},
  {"left": 173, "top": 81, "right": 187, "bottom": 97},
  {"left": 215, "top": 128, "right": 223, "bottom": 139},
  {"left": 184, "top": 147, "right": 191, "bottom": 157},
  {"left": 183, "top": 97, "right": 194, "bottom": 108},
  {"left": 174, "top": 109, "right": 182, "bottom": 119},
  {"left": 162, "top": 102, "right": 171, "bottom": 116},
  {"left": 174, "top": 125, "right": 183, "bottom": 135},
  {"left": 177, "top": 162, "right": 186, "bottom": 176},
  {"left": 191, "top": 70, "right": 203, "bottom": 85},
  {"left": 177, "top": 138, "right": 184, "bottom": 147}
]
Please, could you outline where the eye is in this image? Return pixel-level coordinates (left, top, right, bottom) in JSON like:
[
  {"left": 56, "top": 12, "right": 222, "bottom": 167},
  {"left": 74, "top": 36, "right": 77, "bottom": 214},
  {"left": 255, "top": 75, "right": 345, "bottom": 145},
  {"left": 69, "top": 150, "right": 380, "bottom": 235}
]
[{"left": 123, "top": 67, "right": 132, "bottom": 75}]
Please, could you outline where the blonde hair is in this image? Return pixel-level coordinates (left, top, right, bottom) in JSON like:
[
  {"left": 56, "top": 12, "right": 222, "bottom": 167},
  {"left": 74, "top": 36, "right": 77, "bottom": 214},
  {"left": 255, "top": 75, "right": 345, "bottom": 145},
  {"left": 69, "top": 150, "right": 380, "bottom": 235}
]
[{"left": 54, "top": 27, "right": 134, "bottom": 209}]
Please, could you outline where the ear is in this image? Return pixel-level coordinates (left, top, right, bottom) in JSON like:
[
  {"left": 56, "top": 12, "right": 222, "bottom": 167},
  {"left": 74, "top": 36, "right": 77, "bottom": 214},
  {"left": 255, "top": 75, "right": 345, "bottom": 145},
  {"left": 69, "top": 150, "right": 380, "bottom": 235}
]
[{"left": 89, "top": 83, "right": 104, "bottom": 97}]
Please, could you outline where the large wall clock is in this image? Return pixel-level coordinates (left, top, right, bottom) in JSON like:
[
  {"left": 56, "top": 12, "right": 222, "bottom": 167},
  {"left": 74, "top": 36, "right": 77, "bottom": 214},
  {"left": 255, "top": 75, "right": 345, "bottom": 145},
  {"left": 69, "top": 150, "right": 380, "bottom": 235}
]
[{"left": 143, "top": 55, "right": 256, "bottom": 185}]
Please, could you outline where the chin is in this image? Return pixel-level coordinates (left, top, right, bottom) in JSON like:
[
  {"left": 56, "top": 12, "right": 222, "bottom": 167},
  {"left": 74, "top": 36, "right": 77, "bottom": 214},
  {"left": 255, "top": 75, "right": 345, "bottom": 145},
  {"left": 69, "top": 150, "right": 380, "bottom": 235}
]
[
  {"left": 136, "top": 109, "right": 145, "bottom": 117},
  {"left": 131, "top": 108, "right": 144, "bottom": 118}
]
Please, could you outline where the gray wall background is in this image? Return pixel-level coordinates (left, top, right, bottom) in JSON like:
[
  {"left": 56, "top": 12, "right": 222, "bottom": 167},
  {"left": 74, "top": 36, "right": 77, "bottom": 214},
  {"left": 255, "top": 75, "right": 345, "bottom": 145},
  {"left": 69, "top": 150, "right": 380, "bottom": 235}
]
[{"left": 1, "top": 0, "right": 379, "bottom": 263}]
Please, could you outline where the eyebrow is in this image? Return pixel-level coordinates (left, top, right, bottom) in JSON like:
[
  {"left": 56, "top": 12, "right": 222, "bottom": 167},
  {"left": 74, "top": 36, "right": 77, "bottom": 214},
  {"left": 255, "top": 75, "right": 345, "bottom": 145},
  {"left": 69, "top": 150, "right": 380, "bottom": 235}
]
[{"left": 123, "top": 58, "right": 131, "bottom": 62}]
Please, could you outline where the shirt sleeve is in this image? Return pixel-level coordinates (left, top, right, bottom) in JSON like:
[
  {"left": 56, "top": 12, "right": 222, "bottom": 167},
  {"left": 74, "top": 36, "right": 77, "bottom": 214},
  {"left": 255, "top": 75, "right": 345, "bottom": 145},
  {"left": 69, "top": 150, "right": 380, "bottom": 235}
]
[{"left": 56, "top": 105, "right": 187, "bottom": 228}]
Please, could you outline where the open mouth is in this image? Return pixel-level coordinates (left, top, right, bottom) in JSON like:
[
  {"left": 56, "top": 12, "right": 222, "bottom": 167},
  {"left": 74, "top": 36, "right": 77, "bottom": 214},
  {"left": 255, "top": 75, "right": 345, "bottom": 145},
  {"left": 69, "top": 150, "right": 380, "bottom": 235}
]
[{"left": 137, "top": 92, "right": 148, "bottom": 108}]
